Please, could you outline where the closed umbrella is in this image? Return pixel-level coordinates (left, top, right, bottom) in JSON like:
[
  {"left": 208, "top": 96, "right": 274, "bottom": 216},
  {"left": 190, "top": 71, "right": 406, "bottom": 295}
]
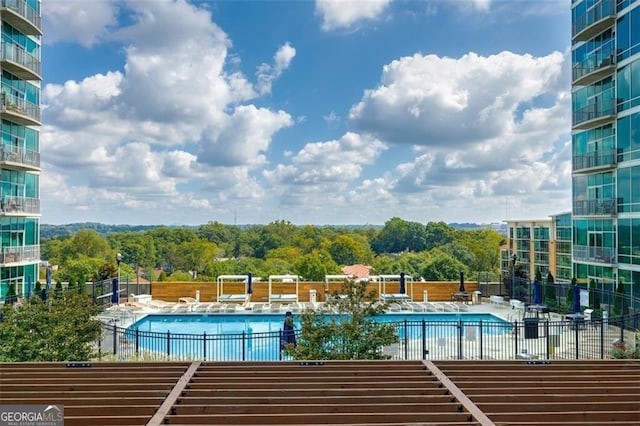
[
  {"left": 533, "top": 280, "right": 542, "bottom": 305},
  {"left": 399, "top": 272, "right": 406, "bottom": 294},
  {"left": 246, "top": 272, "right": 253, "bottom": 295},
  {"left": 459, "top": 272, "right": 466, "bottom": 293},
  {"left": 280, "top": 311, "right": 296, "bottom": 351},
  {"left": 572, "top": 285, "right": 581, "bottom": 314},
  {"left": 111, "top": 278, "right": 119, "bottom": 305}
]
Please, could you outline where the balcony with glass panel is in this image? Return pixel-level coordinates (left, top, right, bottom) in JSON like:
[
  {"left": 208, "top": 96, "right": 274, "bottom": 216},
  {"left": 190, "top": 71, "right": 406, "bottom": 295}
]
[
  {"left": 572, "top": 0, "right": 616, "bottom": 42},
  {"left": 573, "top": 245, "right": 615, "bottom": 264},
  {"left": 0, "top": 0, "right": 42, "bottom": 35},
  {"left": 572, "top": 98, "right": 616, "bottom": 130},
  {"left": 0, "top": 244, "right": 40, "bottom": 266},
  {"left": 573, "top": 198, "right": 617, "bottom": 216},
  {"left": 0, "top": 144, "right": 40, "bottom": 171},
  {"left": 0, "top": 195, "right": 40, "bottom": 215},
  {"left": 0, "top": 92, "right": 40, "bottom": 126},
  {"left": 1, "top": 43, "right": 41, "bottom": 81},
  {"left": 572, "top": 148, "right": 616, "bottom": 173},
  {"left": 572, "top": 42, "right": 616, "bottom": 86}
]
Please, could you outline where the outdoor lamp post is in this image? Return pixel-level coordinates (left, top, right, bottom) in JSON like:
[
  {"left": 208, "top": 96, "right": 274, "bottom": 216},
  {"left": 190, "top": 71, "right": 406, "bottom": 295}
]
[
  {"left": 511, "top": 253, "right": 517, "bottom": 300},
  {"left": 116, "top": 252, "right": 122, "bottom": 302}
]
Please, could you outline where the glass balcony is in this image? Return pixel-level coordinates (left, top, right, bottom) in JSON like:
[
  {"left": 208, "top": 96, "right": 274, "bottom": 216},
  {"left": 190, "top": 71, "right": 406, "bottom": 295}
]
[
  {"left": 572, "top": 148, "right": 616, "bottom": 172},
  {"left": 572, "top": 99, "right": 615, "bottom": 130},
  {"left": 572, "top": 42, "right": 616, "bottom": 86},
  {"left": 573, "top": 198, "right": 617, "bottom": 216},
  {"left": 0, "top": 144, "right": 40, "bottom": 170},
  {"left": 573, "top": 245, "right": 615, "bottom": 264},
  {"left": 0, "top": 0, "right": 42, "bottom": 35},
  {"left": 1, "top": 43, "right": 41, "bottom": 81},
  {"left": 572, "top": 0, "right": 616, "bottom": 41},
  {"left": 0, "top": 195, "right": 40, "bottom": 215},
  {"left": 0, "top": 244, "right": 40, "bottom": 266},
  {"left": 0, "top": 92, "right": 40, "bottom": 126}
]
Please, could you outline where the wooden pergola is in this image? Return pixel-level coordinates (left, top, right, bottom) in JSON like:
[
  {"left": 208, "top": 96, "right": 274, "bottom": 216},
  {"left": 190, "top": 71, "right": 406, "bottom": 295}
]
[{"left": 1, "top": 360, "right": 638, "bottom": 425}]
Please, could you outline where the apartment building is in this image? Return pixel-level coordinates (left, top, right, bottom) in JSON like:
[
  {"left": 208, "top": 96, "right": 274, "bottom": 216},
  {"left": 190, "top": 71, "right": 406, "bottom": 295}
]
[
  {"left": 0, "top": 0, "right": 41, "bottom": 300},
  {"left": 571, "top": 0, "right": 639, "bottom": 300}
]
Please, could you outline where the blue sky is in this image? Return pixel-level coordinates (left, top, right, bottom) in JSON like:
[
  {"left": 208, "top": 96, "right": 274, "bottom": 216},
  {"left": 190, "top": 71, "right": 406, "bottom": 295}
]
[{"left": 40, "top": 0, "right": 572, "bottom": 226}]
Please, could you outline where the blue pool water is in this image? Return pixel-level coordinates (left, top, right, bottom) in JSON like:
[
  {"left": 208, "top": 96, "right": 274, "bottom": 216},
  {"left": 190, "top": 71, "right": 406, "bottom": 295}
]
[
  {"left": 130, "top": 312, "right": 506, "bottom": 335},
  {"left": 124, "top": 312, "right": 510, "bottom": 361}
]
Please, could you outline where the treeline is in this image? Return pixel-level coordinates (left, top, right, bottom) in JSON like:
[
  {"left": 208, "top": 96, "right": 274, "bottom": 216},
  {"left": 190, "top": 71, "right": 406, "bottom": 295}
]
[{"left": 41, "top": 217, "right": 506, "bottom": 284}]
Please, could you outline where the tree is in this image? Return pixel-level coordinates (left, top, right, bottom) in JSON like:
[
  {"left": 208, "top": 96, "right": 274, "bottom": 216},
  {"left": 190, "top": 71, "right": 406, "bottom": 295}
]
[
  {"left": 328, "top": 234, "right": 372, "bottom": 266},
  {"left": 589, "top": 279, "right": 601, "bottom": 310},
  {"left": 294, "top": 251, "right": 340, "bottom": 281},
  {"left": 544, "top": 272, "right": 556, "bottom": 305},
  {"left": 424, "top": 221, "right": 454, "bottom": 251},
  {"left": 0, "top": 292, "right": 103, "bottom": 361},
  {"left": 284, "top": 280, "right": 398, "bottom": 360},
  {"left": 371, "top": 217, "right": 427, "bottom": 254},
  {"left": 421, "top": 251, "right": 467, "bottom": 281}
]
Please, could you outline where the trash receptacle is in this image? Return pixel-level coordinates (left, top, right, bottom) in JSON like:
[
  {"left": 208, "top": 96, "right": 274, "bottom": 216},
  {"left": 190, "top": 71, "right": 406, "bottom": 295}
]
[
  {"left": 472, "top": 291, "right": 482, "bottom": 304},
  {"left": 524, "top": 318, "right": 539, "bottom": 339},
  {"left": 309, "top": 289, "right": 317, "bottom": 305}
]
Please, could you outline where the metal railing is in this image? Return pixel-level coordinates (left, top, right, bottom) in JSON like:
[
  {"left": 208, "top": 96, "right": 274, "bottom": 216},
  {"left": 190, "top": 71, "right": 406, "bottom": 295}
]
[
  {"left": 573, "top": 245, "right": 616, "bottom": 264},
  {"left": 1, "top": 42, "right": 41, "bottom": 77},
  {"left": 0, "top": 92, "right": 41, "bottom": 123},
  {"left": 572, "top": 148, "right": 616, "bottom": 172},
  {"left": 97, "top": 313, "right": 639, "bottom": 362},
  {"left": 0, "top": 244, "right": 39, "bottom": 265},
  {"left": 0, "top": 0, "right": 41, "bottom": 32},
  {"left": 573, "top": 99, "right": 616, "bottom": 126},
  {"left": 572, "top": 0, "right": 615, "bottom": 38},
  {"left": 0, "top": 195, "right": 40, "bottom": 214},
  {"left": 572, "top": 41, "right": 616, "bottom": 83},
  {"left": 0, "top": 143, "right": 40, "bottom": 168},
  {"left": 573, "top": 198, "right": 617, "bottom": 215}
]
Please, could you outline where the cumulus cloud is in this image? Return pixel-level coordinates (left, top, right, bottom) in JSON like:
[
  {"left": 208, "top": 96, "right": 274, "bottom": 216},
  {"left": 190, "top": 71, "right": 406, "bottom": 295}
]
[
  {"left": 256, "top": 42, "right": 297, "bottom": 95},
  {"left": 349, "top": 51, "right": 565, "bottom": 146},
  {"left": 315, "top": 0, "right": 392, "bottom": 30},
  {"left": 41, "top": 0, "right": 295, "bottom": 223},
  {"left": 43, "top": 0, "right": 118, "bottom": 47},
  {"left": 263, "top": 132, "right": 387, "bottom": 208}
]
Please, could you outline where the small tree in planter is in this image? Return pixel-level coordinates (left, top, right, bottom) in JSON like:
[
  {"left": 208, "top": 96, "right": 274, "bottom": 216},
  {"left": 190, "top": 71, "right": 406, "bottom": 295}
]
[
  {"left": 544, "top": 272, "right": 557, "bottom": 307},
  {"left": 4, "top": 283, "right": 16, "bottom": 304},
  {"left": 589, "top": 278, "right": 601, "bottom": 310}
]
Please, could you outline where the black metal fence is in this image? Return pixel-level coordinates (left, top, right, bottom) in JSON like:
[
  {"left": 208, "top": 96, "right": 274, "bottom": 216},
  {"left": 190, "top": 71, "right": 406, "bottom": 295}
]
[{"left": 97, "top": 313, "right": 639, "bottom": 362}]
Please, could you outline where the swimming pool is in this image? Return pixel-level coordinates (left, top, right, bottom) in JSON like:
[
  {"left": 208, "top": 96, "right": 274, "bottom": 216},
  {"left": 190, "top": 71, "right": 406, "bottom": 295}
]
[{"left": 123, "top": 313, "right": 510, "bottom": 361}]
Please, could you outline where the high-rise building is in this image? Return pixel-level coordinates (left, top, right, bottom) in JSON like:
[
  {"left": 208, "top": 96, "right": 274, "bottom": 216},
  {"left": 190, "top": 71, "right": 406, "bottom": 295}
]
[
  {"left": 0, "top": 0, "right": 41, "bottom": 300},
  {"left": 571, "top": 0, "right": 639, "bottom": 300}
]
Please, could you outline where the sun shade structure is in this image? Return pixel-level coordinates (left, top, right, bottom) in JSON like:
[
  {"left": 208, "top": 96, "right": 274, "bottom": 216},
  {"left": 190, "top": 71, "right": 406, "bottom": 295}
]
[
  {"left": 268, "top": 274, "right": 299, "bottom": 303},
  {"left": 1, "top": 360, "right": 638, "bottom": 425},
  {"left": 216, "top": 274, "right": 255, "bottom": 303},
  {"left": 379, "top": 273, "right": 413, "bottom": 302}
]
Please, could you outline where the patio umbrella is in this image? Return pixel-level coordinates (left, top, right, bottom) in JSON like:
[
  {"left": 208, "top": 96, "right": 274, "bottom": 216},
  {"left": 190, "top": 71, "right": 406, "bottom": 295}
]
[
  {"left": 39, "top": 288, "right": 47, "bottom": 302},
  {"left": 459, "top": 272, "right": 465, "bottom": 293},
  {"left": 399, "top": 272, "right": 406, "bottom": 294},
  {"left": 280, "top": 311, "right": 296, "bottom": 351},
  {"left": 246, "top": 272, "right": 253, "bottom": 295},
  {"left": 572, "top": 285, "right": 581, "bottom": 314},
  {"left": 533, "top": 280, "right": 542, "bottom": 305},
  {"left": 111, "top": 278, "right": 119, "bottom": 305}
]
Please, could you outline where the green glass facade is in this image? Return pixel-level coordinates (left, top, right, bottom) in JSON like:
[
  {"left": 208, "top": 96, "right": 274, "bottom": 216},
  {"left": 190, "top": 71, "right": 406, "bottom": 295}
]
[
  {"left": 0, "top": 0, "right": 41, "bottom": 301},
  {"left": 572, "top": 0, "right": 640, "bottom": 301}
]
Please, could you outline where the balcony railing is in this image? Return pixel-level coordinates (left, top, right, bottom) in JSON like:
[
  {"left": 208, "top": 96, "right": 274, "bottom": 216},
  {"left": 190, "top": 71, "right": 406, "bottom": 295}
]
[
  {"left": 0, "top": 195, "right": 40, "bottom": 215},
  {"left": 572, "top": 99, "right": 615, "bottom": 128},
  {"left": 572, "top": 0, "right": 616, "bottom": 41},
  {"left": 0, "top": 144, "right": 40, "bottom": 169},
  {"left": 572, "top": 42, "right": 616, "bottom": 85},
  {"left": 0, "top": 244, "right": 40, "bottom": 265},
  {"left": 1, "top": 42, "right": 41, "bottom": 80},
  {"left": 0, "top": 0, "right": 42, "bottom": 35},
  {"left": 572, "top": 148, "right": 616, "bottom": 172},
  {"left": 573, "top": 198, "right": 617, "bottom": 216},
  {"left": 0, "top": 92, "right": 41, "bottom": 125},
  {"left": 573, "top": 245, "right": 615, "bottom": 264}
]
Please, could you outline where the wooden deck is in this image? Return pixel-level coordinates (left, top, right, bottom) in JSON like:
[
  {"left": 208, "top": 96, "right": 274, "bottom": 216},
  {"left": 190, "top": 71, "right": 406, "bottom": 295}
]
[{"left": 0, "top": 360, "right": 638, "bottom": 425}]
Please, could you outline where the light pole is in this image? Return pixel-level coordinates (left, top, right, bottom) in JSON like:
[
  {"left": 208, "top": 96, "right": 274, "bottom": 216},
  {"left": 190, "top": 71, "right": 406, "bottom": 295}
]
[
  {"left": 511, "top": 253, "right": 517, "bottom": 300},
  {"left": 116, "top": 252, "right": 122, "bottom": 304}
]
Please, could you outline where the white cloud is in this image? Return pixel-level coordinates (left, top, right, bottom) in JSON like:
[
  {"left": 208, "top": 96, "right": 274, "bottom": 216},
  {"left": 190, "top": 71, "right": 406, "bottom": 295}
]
[
  {"left": 315, "top": 0, "right": 392, "bottom": 30},
  {"left": 43, "top": 0, "right": 118, "bottom": 47},
  {"left": 263, "top": 132, "right": 387, "bottom": 211},
  {"left": 41, "top": 0, "right": 295, "bottom": 224},
  {"left": 256, "top": 42, "right": 297, "bottom": 95},
  {"left": 349, "top": 51, "right": 565, "bottom": 146}
]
